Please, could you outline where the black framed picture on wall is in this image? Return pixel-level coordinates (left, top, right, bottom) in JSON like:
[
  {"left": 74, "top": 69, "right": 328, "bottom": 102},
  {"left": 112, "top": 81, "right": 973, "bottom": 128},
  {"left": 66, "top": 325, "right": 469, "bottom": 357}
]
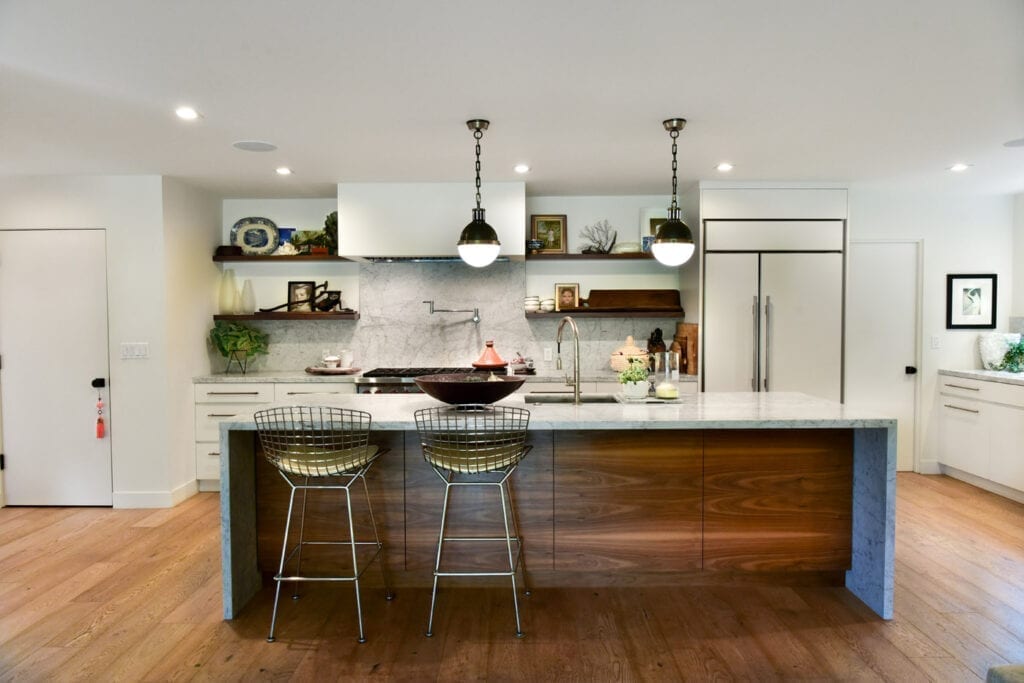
[{"left": 946, "top": 273, "right": 997, "bottom": 329}]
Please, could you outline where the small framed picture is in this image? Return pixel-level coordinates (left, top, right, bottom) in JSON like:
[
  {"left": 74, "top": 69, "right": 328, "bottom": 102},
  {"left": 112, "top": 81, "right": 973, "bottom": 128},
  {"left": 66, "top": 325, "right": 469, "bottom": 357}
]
[
  {"left": 555, "top": 282, "right": 579, "bottom": 311},
  {"left": 946, "top": 274, "right": 997, "bottom": 329},
  {"left": 640, "top": 207, "right": 668, "bottom": 236},
  {"left": 288, "top": 281, "right": 316, "bottom": 312},
  {"left": 641, "top": 235, "right": 655, "bottom": 252},
  {"left": 530, "top": 215, "right": 568, "bottom": 254}
]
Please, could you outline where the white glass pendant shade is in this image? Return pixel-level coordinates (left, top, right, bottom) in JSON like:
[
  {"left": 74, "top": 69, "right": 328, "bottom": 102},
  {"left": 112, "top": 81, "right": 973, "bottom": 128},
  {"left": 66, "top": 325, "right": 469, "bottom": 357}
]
[
  {"left": 651, "top": 240, "right": 695, "bottom": 267},
  {"left": 457, "top": 242, "right": 501, "bottom": 268},
  {"left": 457, "top": 207, "right": 500, "bottom": 268}
]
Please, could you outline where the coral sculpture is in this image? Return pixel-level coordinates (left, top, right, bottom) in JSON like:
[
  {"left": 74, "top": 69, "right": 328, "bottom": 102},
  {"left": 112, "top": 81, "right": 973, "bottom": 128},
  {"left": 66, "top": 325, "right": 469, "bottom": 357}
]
[{"left": 580, "top": 219, "right": 617, "bottom": 254}]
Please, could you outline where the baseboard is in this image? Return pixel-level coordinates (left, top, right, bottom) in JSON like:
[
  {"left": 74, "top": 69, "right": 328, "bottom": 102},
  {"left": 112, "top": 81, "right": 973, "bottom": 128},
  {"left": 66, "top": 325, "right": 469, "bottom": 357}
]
[
  {"left": 916, "top": 459, "right": 941, "bottom": 475},
  {"left": 198, "top": 479, "right": 221, "bottom": 493},
  {"left": 939, "top": 465, "right": 1024, "bottom": 505},
  {"left": 112, "top": 480, "right": 200, "bottom": 509}
]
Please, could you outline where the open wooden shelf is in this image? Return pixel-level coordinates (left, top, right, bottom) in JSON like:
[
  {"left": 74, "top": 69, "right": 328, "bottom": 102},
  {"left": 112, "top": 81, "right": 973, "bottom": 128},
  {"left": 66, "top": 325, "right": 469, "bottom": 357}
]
[
  {"left": 212, "top": 254, "right": 350, "bottom": 263},
  {"left": 525, "top": 309, "right": 684, "bottom": 319},
  {"left": 213, "top": 312, "right": 360, "bottom": 321},
  {"left": 525, "top": 252, "right": 654, "bottom": 261}
]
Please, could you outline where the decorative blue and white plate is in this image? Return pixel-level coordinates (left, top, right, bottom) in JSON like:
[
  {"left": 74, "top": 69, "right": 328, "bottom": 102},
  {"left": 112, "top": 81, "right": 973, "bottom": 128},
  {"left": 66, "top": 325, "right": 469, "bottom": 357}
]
[{"left": 230, "top": 217, "right": 279, "bottom": 255}]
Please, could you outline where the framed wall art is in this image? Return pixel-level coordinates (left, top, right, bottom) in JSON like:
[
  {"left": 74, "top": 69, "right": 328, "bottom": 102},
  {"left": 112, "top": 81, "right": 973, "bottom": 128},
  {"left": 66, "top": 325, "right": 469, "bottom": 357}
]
[
  {"left": 555, "top": 282, "right": 579, "bottom": 311},
  {"left": 946, "top": 273, "right": 997, "bottom": 329},
  {"left": 288, "top": 280, "right": 316, "bottom": 312},
  {"left": 640, "top": 207, "right": 668, "bottom": 236},
  {"left": 530, "top": 214, "right": 568, "bottom": 254}
]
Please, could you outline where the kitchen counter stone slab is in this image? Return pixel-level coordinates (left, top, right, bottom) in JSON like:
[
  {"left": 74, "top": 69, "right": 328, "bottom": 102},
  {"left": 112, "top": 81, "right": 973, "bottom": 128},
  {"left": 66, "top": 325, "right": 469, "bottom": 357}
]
[
  {"left": 193, "top": 371, "right": 697, "bottom": 384},
  {"left": 939, "top": 368, "right": 1024, "bottom": 387}
]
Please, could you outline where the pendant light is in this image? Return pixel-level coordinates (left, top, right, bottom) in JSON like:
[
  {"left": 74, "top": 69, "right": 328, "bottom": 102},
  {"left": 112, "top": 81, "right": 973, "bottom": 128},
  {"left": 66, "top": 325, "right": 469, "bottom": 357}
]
[
  {"left": 457, "top": 119, "right": 501, "bottom": 267},
  {"left": 651, "top": 118, "right": 695, "bottom": 267}
]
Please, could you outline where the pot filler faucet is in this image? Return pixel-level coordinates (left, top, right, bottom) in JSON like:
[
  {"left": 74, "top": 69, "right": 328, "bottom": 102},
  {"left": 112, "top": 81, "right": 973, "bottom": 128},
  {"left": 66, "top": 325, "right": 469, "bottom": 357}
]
[
  {"left": 556, "top": 315, "right": 581, "bottom": 404},
  {"left": 422, "top": 300, "right": 481, "bottom": 324}
]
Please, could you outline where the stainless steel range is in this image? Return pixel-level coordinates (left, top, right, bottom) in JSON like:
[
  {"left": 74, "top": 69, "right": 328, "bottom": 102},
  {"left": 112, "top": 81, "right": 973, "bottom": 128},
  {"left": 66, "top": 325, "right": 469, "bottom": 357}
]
[{"left": 355, "top": 367, "right": 479, "bottom": 394}]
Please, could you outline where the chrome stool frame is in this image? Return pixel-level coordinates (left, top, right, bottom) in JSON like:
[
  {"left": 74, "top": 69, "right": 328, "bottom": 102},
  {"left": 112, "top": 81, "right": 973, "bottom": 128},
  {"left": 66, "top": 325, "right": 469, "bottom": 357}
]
[
  {"left": 414, "top": 404, "right": 532, "bottom": 638},
  {"left": 254, "top": 406, "right": 393, "bottom": 644}
]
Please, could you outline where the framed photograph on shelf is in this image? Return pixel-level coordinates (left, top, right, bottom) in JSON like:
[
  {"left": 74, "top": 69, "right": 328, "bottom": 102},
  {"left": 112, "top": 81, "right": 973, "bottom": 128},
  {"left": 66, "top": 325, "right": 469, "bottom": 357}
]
[
  {"left": 555, "top": 282, "right": 579, "bottom": 311},
  {"left": 530, "top": 214, "right": 568, "bottom": 254},
  {"left": 640, "top": 207, "right": 668, "bottom": 236},
  {"left": 946, "top": 273, "right": 997, "bottom": 329},
  {"left": 287, "top": 281, "right": 316, "bottom": 312}
]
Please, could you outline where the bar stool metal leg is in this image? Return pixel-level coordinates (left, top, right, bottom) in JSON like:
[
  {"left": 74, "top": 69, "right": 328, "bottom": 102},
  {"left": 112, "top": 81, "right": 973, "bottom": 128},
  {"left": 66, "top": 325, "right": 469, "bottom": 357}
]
[
  {"left": 292, "top": 480, "right": 310, "bottom": 600},
  {"left": 343, "top": 485, "right": 367, "bottom": 644},
  {"left": 360, "top": 473, "right": 394, "bottom": 601},
  {"left": 268, "top": 483, "right": 299, "bottom": 642},
  {"left": 498, "top": 478, "right": 524, "bottom": 638},
  {"left": 502, "top": 477, "right": 531, "bottom": 597},
  {"left": 425, "top": 477, "right": 454, "bottom": 638}
]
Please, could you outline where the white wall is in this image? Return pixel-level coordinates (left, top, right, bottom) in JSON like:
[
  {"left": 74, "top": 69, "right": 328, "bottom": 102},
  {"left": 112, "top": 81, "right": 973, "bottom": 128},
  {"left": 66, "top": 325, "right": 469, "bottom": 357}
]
[
  {"left": 1014, "top": 193, "right": 1024, "bottom": 316},
  {"left": 848, "top": 187, "right": 1015, "bottom": 472},
  {"left": 163, "top": 178, "right": 221, "bottom": 499},
  {"left": 0, "top": 175, "right": 175, "bottom": 506}
]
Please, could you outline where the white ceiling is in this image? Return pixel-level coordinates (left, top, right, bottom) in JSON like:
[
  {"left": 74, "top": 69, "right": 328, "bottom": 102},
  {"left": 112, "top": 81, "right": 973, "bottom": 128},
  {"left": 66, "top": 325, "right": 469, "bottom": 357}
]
[{"left": 1, "top": 0, "right": 1022, "bottom": 199}]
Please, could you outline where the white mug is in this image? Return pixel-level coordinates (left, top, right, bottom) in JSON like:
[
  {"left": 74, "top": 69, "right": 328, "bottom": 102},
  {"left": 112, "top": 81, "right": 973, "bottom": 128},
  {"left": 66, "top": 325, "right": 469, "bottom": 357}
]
[{"left": 338, "top": 349, "right": 354, "bottom": 368}]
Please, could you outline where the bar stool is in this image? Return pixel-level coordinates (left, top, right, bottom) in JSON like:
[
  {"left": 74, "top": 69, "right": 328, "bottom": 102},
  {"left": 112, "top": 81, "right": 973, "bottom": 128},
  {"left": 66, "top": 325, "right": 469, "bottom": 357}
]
[
  {"left": 414, "top": 404, "right": 532, "bottom": 638},
  {"left": 254, "top": 405, "right": 392, "bottom": 643}
]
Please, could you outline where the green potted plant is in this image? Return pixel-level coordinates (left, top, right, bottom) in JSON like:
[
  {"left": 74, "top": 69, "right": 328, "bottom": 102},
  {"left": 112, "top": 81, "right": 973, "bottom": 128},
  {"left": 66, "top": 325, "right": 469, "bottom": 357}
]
[
  {"left": 998, "top": 339, "right": 1024, "bottom": 373},
  {"left": 618, "top": 356, "right": 650, "bottom": 399},
  {"left": 209, "top": 321, "right": 269, "bottom": 374}
]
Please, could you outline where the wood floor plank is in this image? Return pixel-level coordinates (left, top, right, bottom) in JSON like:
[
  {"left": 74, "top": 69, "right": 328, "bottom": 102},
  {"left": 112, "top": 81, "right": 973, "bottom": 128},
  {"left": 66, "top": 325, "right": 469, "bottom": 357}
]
[{"left": 2, "top": 476, "right": 1024, "bottom": 680}]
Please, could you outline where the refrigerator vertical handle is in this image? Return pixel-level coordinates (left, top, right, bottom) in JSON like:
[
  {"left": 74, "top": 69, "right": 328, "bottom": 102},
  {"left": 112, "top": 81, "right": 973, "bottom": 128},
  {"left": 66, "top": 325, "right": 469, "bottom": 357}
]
[
  {"left": 764, "top": 295, "right": 771, "bottom": 391},
  {"left": 751, "top": 295, "right": 759, "bottom": 391}
]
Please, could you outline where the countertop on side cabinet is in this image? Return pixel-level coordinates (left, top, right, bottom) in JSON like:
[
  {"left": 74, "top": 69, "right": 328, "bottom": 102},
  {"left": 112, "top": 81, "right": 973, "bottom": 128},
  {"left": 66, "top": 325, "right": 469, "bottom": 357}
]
[
  {"left": 193, "top": 371, "right": 698, "bottom": 385},
  {"left": 939, "top": 369, "right": 1024, "bottom": 387}
]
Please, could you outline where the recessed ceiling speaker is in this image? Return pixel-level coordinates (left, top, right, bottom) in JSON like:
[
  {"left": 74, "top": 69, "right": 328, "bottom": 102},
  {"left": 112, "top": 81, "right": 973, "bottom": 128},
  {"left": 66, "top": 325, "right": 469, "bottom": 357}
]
[{"left": 232, "top": 140, "right": 278, "bottom": 152}]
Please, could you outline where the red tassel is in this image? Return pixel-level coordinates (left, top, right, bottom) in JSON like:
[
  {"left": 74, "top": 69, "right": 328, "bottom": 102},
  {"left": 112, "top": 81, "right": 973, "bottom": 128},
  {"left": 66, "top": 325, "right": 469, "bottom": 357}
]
[{"left": 96, "top": 416, "right": 105, "bottom": 439}]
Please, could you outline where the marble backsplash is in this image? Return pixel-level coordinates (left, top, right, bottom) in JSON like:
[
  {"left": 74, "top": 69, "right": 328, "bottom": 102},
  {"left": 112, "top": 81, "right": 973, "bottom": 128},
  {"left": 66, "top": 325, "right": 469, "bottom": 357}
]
[{"left": 210, "top": 262, "right": 687, "bottom": 376}]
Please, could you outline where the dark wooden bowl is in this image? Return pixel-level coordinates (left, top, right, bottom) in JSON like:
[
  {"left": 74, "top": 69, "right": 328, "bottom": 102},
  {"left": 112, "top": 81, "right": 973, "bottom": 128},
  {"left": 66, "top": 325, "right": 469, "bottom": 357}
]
[{"left": 414, "top": 373, "right": 525, "bottom": 405}]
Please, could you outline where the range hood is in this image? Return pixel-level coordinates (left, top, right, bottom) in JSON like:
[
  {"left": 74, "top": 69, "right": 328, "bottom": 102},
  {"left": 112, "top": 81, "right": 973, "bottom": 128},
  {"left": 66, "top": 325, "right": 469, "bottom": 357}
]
[{"left": 337, "top": 182, "right": 525, "bottom": 261}]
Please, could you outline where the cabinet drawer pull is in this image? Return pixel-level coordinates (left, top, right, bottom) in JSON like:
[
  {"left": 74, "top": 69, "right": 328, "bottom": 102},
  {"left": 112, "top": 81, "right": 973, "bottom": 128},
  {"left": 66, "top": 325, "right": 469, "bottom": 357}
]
[
  {"left": 205, "top": 391, "right": 260, "bottom": 396},
  {"left": 207, "top": 452, "right": 220, "bottom": 456},
  {"left": 286, "top": 391, "right": 341, "bottom": 395},
  {"left": 207, "top": 413, "right": 238, "bottom": 418},
  {"left": 944, "top": 383, "right": 980, "bottom": 391},
  {"left": 944, "top": 404, "right": 980, "bottom": 414}
]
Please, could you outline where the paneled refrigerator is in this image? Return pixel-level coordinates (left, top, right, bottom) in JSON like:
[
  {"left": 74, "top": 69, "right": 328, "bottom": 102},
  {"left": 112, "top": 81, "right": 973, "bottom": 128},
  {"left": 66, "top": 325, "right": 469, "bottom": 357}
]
[{"left": 702, "top": 221, "right": 844, "bottom": 402}]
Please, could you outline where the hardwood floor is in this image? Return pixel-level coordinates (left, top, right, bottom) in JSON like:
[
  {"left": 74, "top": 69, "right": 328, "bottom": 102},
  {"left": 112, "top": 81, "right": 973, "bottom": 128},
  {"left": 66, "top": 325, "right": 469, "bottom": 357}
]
[{"left": 2, "top": 473, "right": 1023, "bottom": 681}]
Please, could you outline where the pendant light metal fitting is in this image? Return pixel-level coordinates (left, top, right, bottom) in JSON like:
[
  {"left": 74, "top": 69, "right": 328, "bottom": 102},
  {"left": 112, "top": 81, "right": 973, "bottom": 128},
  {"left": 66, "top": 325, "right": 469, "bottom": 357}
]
[
  {"left": 651, "top": 117, "right": 695, "bottom": 267},
  {"left": 457, "top": 119, "right": 501, "bottom": 267}
]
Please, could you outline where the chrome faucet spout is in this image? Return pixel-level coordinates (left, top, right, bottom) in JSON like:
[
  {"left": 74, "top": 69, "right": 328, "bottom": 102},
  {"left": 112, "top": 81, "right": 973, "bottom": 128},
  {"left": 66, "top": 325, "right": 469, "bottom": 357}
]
[{"left": 556, "top": 316, "right": 581, "bottom": 404}]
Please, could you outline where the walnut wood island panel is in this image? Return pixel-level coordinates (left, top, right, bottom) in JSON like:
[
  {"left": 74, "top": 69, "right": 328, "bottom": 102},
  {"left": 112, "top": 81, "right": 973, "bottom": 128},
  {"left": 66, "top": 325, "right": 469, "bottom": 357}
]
[{"left": 216, "top": 392, "right": 895, "bottom": 620}]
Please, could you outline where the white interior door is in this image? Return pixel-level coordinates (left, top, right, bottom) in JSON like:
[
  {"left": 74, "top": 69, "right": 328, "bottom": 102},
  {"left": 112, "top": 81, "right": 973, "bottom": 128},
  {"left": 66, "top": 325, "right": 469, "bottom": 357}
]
[
  {"left": 0, "top": 229, "right": 112, "bottom": 505},
  {"left": 760, "top": 252, "right": 844, "bottom": 402},
  {"left": 845, "top": 240, "right": 920, "bottom": 471},
  {"left": 703, "top": 253, "right": 760, "bottom": 392}
]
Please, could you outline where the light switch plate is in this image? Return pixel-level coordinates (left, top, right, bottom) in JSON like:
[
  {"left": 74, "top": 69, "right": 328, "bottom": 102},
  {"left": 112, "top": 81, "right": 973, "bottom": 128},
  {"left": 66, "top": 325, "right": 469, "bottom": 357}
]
[
  {"left": 120, "top": 342, "right": 150, "bottom": 359},
  {"left": 930, "top": 335, "right": 940, "bottom": 350}
]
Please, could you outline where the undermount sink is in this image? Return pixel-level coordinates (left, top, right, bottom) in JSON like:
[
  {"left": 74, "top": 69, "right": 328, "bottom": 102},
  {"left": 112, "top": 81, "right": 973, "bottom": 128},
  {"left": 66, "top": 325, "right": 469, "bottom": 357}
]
[{"left": 525, "top": 393, "right": 617, "bottom": 404}]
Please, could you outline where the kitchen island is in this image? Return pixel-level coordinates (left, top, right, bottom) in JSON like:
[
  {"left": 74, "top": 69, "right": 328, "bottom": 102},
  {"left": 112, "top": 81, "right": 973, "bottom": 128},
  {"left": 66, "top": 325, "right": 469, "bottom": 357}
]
[{"left": 217, "top": 392, "right": 895, "bottom": 620}]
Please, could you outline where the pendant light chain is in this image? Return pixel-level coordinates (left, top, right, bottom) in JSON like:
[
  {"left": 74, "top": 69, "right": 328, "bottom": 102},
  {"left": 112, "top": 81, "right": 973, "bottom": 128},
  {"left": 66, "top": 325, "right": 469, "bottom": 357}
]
[
  {"left": 474, "top": 128, "right": 483, "bottom": 210},
  {"left": 669, "top": 128, "right": 680, "bottom": 212}
]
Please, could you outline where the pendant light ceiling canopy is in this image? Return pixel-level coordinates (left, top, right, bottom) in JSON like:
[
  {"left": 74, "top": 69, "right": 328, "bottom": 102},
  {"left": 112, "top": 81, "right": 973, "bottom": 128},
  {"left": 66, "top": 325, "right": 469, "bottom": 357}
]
[
  {"left": 652, "top": 118, "right": 695, "bottom": 267},
  {"left": 457, "top": 119, "right": 501, "bottom": 268}
]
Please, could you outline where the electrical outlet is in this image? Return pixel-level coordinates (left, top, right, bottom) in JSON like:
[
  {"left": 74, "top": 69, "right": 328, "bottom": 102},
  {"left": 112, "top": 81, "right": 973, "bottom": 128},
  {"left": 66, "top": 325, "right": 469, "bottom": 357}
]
[
  {"left": 543, "top": 347, "right": 553, "bottom": 362},
  {"left": 930, "top": 335, "right": 940, "bottom": 350}
]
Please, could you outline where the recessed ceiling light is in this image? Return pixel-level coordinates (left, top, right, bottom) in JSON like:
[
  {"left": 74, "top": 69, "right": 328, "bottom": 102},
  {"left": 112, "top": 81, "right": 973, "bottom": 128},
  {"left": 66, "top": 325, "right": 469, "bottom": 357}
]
[
  {"left": 513, "top": 163, "right": 531, "bottom": 174},
  {"left": 275, "top": 167, "right": 292, "bottom": 176},
  {"left": 948, "top": 163, "right": 971, "bottom": 172},
  {"left": 232, "top": 140, "right": 278, "bottom": 152},
  {"left": 716, "top": 162, "right": 734, "bottom": 172},
  {"left": 175, "top": 106, "right": 199, "bottom": 120},
  {"left": 1004, "top": 137, "right": 1024, "bottom": 148}
]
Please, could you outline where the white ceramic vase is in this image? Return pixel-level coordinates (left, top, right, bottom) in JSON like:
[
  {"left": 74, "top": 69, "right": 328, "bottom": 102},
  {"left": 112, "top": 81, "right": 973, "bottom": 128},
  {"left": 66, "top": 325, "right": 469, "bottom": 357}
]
[
  {"left": 621, "top": 381, "right": 649, "bottom": 399},
  {"left": 238, "top": 279, "right": 256, "bottom": 314},
  {"left": 218, "top": 269, "right": 238, "bottom": 314}
]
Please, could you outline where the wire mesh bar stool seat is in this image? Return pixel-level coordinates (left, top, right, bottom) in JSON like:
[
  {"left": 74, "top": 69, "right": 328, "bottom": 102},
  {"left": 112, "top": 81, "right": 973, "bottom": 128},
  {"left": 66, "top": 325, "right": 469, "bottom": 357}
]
[
  {"left": 254, "top": 405, "right": 393, "bottom": 643},
  {"left": 414, "top": 404, "right": 532, "bottom": 638}
]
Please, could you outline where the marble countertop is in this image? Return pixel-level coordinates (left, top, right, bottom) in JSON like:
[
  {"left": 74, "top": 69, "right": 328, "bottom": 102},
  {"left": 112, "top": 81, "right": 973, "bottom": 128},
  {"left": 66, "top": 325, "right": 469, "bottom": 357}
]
[
  {"left": 194, "top": 370, "right": 697, "bottom": 384},
  {"left": 217, "top": 391, "right": 895, "bottom": 432},
  {"left": 939, "top": 369, "right": 1024, "bottom": 387}
]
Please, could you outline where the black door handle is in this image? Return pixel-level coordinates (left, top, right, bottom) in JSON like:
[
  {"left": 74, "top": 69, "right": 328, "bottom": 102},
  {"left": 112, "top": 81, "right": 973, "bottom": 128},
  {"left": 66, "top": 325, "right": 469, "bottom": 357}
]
[
  {"left": 905, "top": 366, "right": 917, "bottom": 375},
  {"left": 91, "top": 377, "right": 106, "bottom": 388}
]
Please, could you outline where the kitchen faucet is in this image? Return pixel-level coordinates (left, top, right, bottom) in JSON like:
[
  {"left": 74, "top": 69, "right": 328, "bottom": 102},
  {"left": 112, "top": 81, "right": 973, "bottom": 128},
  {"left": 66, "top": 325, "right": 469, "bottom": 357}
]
[
  {"left": 422, "top": 300, "right": 481, "bottom": 324},
  {"left": 556, "top": 316, "right": 581, "bottom": 404}
]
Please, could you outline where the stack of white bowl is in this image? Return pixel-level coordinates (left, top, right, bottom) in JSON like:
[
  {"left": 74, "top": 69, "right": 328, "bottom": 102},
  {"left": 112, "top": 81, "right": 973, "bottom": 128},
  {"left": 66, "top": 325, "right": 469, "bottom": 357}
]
[
  {"left": 540, "top": 298, "right": 556, "bottom": 312},
  {"left": 524, "top": 296, "right": 541, "bottom": 313}
]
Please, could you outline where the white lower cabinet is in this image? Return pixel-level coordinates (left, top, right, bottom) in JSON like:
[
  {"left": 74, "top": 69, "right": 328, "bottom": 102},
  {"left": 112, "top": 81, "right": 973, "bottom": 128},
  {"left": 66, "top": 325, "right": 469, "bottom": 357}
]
[
  {"left": 193, "top": 383, "right": 274, "bottom": 486},
  {"left": 938, "top": 377, "right": 1024, "bottom": 496}
]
